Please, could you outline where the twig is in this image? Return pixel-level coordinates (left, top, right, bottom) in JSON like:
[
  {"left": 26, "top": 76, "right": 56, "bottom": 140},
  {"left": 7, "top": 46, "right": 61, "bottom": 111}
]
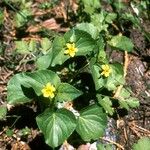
[
  {"left": 128, "top": 122, "right": 150, "bottom": 137},
  {"left": 100, "top": 137, "right": 124, "bottom": 150},
  {"left": 129, "top": 126, "right": 141, "bottom": 137},
  {"left": 15, "top": 55, "right": 28, "bottom": 71},
  {"left": 124, "top": 127, "right": 128, "bottom": 141},
  {"left": 113, "top": 85, "right": 123, "bottom": 98},
  {"left": 135, "top": 125, "right": 150, "bottom": 134},
  {"left": 124, "top": 51, "right": 129, "bottom": 77},
  {"left": 113, "top": 51, "right": 129, "bottom": 98},
  {"left": 111, "top": 23, "right": 120, "bottom": 32}
]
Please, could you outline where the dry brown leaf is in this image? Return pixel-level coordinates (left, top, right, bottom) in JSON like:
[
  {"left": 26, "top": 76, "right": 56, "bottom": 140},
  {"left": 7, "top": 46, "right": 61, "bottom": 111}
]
[
  {"left": 26, "top": 25, "right": 41, "bottom": 33},
  {"left": 11, "top": 141, "right": 31, "bottom": 150},
  {"left": 51, "top": 1, "right": 67, "bottom": 22},
  {"left": 27, "top": 18, "right": 60, "bottom": 32},
  {"left": 69, "top": 0, "right": 79, "bottom": 13},
  {"left": 32, "top": 8, "right": 51, "bottom": 16},
  {"left": 41, "top": 18, "right": 60, "bottom": 30},
  {"left": 3, "top": 8, "right": 9, "bottom": 20},
  {"left": 3, "top": 8, "right": 16, "bottom": 37}
]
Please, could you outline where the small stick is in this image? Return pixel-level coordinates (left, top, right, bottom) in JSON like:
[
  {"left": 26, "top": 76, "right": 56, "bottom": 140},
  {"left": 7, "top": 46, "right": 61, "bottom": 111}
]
[
  {"left": 124, "top": 51, "right": 129, "bottom": 77},
  {"left": 134, "top": 125, "right": 150, "bottom": 134},
  {"left": 129, "top": 122, "right": 150, "bottom": 136},
  {"left": 113, "top": 51, "right": 129, "bottom": 98}
]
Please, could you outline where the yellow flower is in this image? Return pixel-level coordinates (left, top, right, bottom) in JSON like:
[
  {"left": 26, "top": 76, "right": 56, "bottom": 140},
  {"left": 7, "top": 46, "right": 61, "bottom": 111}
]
[
  {"left": 41, "top": 82, "right": 56, "bottom": 98},
  {"left": 64, "top": 43, "right": 78, "bottom": 57},
  {"left": 101, "top": 64, "right": 112, "bottom": 77}
]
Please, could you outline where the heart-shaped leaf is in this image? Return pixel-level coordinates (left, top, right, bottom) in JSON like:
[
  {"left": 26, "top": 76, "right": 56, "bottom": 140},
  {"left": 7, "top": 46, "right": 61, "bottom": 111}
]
[
  {"left": 64, "top": 29, "right": 96, "bottom": 56},
  {"left": 108, "top": 35, "right": 134, "bottom": 52},
  {"left": 7, "top": 73, "right": 32, "bottom": 104},
  {"left": 21, "top": 70, "right": 61, "bottom": 96},
  {"left": 76, "top": 105, "right": 107, "bottom": 141},
  {"left": 36, "top": 53, "right": 52, "bottom": 70},
  {"left": 76, "top": 23, "right": 99, "bottom": 39},
  {"left": 36, "top": 36, "right": 67, "bottom": 68},
  {"left": 36, "top": 108, "right": 76, "bottom": 148},
  {"left": 40, "top": 38, "right": 52, "bottom": 53},
  {"left": 7, "top": 70, "right": 61, "bottom": 104},
  {"left": 50, "top": 36, "right": 68, "bottom": 67},
  {"left": 55, "top": 83, "right": 83, "bottom": 102}
]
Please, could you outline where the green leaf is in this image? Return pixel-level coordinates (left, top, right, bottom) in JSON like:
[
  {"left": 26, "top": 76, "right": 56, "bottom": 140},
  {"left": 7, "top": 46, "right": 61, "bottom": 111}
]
[
  {"left": 76, "top": 105, "right": 107, "bottom": 141},
  {"left": 97, "top": 95, "right": 114, "bottom": 115},
  {"left": 119, "top": 88, "right": 131, "bottom": 99},
  {"left": 82, "top": 0, "right": 100, "bottom": 9},
  {"left": 15, "top": 9, "right": 31, "bottom": 27},
  {"left": 21, "top": 70, "right": 61, "bottom": 96},
  {"left": 119, "top": 99, "right": 129, "bottom": 110},
  {"left": 50, "top": 36, "right": 67, "bottom": 66},
  {"left": 113, "top": 1, "right": 126, "bottom": 10},
  {"left": 36, "top": 108, "right": 76, "bottom": 148},
  {"left": 105, "top": 13, "right": 117, "bottom": 24},
  {"left": 64, "top": 29, "right": 96, "bottom": 56},
  {"left": 55, "top": 83, "right": 83, "bottom": 102},
  {"left": 89, "top": 59, "right": 105, "bottom": 90},
  {"left": 0, "top": 105, "right": 7, "bottom": 120},
  {"left": 97, "top": 36, "right": 107, "bottom": 63},
  {"left": 36, "top": 36, "right": 66, "bottom": 68},
  {"left": 133, "top": 137, "right": 150, "bottom": 150},
  {"left": 0, "top": 10, "right": 4, "bottom": 25},
  {"left": 15, "top": 40, "right": 36, "bottom": 54},
  {"left": 90, "top": 61, "right": 124, "bottom": 91},
  {"left": 82, "top": 0, "right": 101, "bottom": 14},
  {"left": 118, "top": 88, "right": 139, "bottom": 109},
  {"left": 108, "top": 35, "right": 134, "bottom": 52},
  {"left": 105, "top": 63, "right": 125, "bottom": 91},
  {"left": 119, "top": 97, "right": 139, "bottom": 110},
  {"left": 126, "top": 97, "right": 139, "bottom": 108},
  {"left": 6, "top": 129, "right": 14, "bottom": 137},
  {"left": 15, "top": 41, "right": 29, "bottom": 54},
  {"left": 122, "top": 13, "right": 139, "bottom": 27},
  {"left": 7, "top": 70, "right": 61, "bottom": 104},
  {"left": 7, "top": 73, "right": 32, "bottom": 104},
  {"left": 36, "top": 53, "right": 52, "bottom": 70},
  {"left": 28, "top": 40, "right": 36, "bottom": 52},
  {"left": 76, "top": 23, "right": 99, "bottom": 39},
  {"left": 97, "top": 143, "right": 113, "bottom": 150},
  {"left": 91, "top": 13, "right": 108, "bottom": 32},
  {"left": 40, "top": 38, "right": 52, "bottom": 53},
  {"left": 37, "top": 29, "right": 96, "bottom": 68}
]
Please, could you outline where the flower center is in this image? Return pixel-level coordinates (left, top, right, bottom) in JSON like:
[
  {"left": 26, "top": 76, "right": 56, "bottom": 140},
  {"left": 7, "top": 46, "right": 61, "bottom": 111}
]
[
  {"left": 41, "top": 82, "right": 56, "bottom": 98},
  {"left": 64, "top": 43, "right": 78, "bottom": 57},
  {"left": 101, "top": 64, "right": 112, "bottom": 77}
]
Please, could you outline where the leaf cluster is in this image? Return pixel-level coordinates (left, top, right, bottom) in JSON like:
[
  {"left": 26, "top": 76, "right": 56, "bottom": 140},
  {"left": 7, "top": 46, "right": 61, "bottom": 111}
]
[{"left": 1, "top": 0, "right": 146, "bottom": 149}]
